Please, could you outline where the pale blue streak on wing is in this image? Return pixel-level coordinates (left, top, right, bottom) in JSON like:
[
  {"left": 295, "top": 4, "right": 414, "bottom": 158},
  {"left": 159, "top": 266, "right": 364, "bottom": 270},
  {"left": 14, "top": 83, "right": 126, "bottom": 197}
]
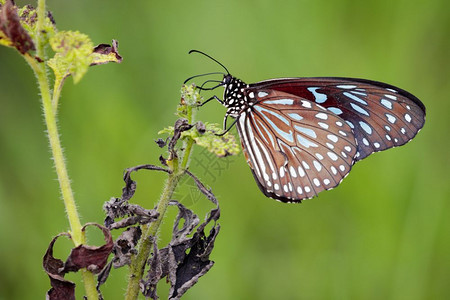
[
  {"left": 350, "top": 102, "right": 370, "bottom": 116},
  {"left": 254, "top": 106, "right": 294, "bottom": 143},
  {"left": 350, "top": 90, "right": 367, "bottom": 96},
  {"left": 327, "top": 107, "right": 343, "bottom": 115},
  {"left": 262, "top": 99, "right": 294, "bottom": 105},
  {"left": 359, "top": 121, "right": 373, "bottom": 135},
  {"left": 294, "top": 125, "right": 317, "bottom": 138},
  {"left": 288, "top": 113, "right": 304, "bottom": 121},
  {"left": 297, "top": 134, "right": 318, "bottom": 148},
  {"left": 343, "top": 92, "right": 368, "bottom": 105},
  {"left": 254, "top": 105, "right": 290, "bottom": 125},
  {"left": 307, "top": 87, "right": 327, "bottom": 104}
]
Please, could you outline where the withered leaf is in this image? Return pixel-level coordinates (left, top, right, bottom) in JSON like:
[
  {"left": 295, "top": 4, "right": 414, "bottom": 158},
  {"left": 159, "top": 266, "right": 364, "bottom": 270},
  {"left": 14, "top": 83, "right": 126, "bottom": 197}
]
[
  {"left": 63, "top": 223, "right": 113, "bottom": 274},
  {"left": 142, "top": 199, "right": 221, "bottom": 300},
  {"left": 91, "top": 39, "right": 122, "bottom": 65},
  {"left": 185, "top": 169, "right": 218, "bottom": 206},
  {"left": 170, "top": 200, "right": 199, "bottom": 241},
  {"left": 43, "top": 233, "right": 76, "bottom": 300},
  {"left": 104, "top": 164, "right": 168, "bottom": 228},
  {"left": 122, "top": 164, "right": 171, "bottom": 202},
  {"left": 104, "top": 197, "right": 159, "bottom": 229},
  {"left": 0, "top": 0, "right": 35, "bottom": 54},
  {"left": 195, "top": 121, "right": 206, "bottom": 135},
  {"left": 112, "top": 226, "right": 142, "bottom": 268}
]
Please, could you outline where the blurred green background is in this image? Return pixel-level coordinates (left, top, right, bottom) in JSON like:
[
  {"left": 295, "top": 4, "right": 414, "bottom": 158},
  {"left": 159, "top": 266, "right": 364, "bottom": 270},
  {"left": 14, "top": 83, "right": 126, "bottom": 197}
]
[{"left": 1, "top": 0, "right": 449, "bottom": 299}]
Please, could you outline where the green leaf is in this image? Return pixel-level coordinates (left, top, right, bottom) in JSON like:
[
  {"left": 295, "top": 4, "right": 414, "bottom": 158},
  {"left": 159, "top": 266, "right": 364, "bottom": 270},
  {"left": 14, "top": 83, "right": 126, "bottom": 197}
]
[
  {"left": 47, "top": 31, "right": 94, "bottom": 84},
  {"left": 18, "top": 4, "right": 56, "bottom": 45},
  {"left": 192, "top": 123, "right": 240, "bottom": 157}
]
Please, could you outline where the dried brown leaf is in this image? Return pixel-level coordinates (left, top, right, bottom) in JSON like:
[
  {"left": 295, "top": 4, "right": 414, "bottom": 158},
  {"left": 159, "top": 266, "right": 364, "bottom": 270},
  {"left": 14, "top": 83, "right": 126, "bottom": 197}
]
[
  {"left": 0, "top": 0, "right": 35, "bottom": 54},
  {"left": 42, "top": 233, "right": 76, "bottom": 300},
  {"left": 63, "top": 223, "right": 113, "bottom": 274}
]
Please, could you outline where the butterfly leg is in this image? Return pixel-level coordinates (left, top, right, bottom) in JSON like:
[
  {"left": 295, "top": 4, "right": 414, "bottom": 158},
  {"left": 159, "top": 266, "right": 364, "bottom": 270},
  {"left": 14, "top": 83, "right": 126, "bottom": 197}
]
[
  {"left": 199, "top": 95, "right": 223, "bottom": 107},
  {"left": 215, "top": 115, "right": 238, "bottom": 136}
]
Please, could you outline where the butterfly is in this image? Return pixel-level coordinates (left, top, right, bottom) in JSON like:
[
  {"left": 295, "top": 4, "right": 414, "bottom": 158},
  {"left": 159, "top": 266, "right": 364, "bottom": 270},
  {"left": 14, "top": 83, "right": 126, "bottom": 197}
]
[{"left": 185, "top": 50, "right": 426, "bottom": 203}]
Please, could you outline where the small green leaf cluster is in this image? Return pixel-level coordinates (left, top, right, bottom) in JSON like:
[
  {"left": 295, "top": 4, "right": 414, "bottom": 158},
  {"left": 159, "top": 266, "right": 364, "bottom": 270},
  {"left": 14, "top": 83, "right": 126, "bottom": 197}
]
[
  {"left": 0, "top": 0, "right": 122, "bottom": 87},
  {"left": 47, "top": 31, "right": 94, "bottom": 83},
  {"left": 160, "top": 84, "right": 240, "bottom": 157}
]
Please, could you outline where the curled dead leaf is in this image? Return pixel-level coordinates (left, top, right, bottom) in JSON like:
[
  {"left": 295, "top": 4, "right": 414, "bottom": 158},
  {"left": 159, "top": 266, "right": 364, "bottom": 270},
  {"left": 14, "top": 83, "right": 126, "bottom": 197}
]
[
  {"left": 42, "top": 233, "right": 75, "bottom": 300},
  {"left": 0, "top": 0, "right": 35, "bottom": 54},
  {"left": 63, "top": 223, "right": 113, "bottom": 274}
]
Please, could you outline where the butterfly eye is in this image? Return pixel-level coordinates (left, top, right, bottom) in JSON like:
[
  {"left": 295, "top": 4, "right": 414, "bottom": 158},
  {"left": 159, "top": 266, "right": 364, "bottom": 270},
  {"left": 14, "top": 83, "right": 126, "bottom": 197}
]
[{"left": 223, "top": 74, "right": 232, "bottom": 85}]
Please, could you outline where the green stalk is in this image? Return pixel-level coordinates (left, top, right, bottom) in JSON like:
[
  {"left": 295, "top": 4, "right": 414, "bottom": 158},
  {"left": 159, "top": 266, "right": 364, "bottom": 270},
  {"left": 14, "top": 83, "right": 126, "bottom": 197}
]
[
  {"left": 125, "top": 105, "right": 196, "bottom": 299},
  {"left": 124, "top": 169, "right": 184, "bottom": 300},
  {"left": 181, "top": 106, "right": 196, "bottom": 169},
  {"left": 27, "top": 0, "right": 99, "bottom": 298}
]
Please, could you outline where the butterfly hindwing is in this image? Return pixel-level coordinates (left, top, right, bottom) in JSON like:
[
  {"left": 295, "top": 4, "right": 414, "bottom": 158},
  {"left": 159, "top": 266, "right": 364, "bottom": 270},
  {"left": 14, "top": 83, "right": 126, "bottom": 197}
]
[{"left": 236, "top": 89, "right": 357, "bottom": 202}]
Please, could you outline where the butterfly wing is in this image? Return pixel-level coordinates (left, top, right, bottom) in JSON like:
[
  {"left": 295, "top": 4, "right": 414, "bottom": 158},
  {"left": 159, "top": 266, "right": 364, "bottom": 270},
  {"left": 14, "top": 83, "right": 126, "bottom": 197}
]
[
  {"left": 236, "top": 89, "right": 357, "bottom": 202},
  {"left": 250, "top": 78, "right": 426, "bottom": 161}
]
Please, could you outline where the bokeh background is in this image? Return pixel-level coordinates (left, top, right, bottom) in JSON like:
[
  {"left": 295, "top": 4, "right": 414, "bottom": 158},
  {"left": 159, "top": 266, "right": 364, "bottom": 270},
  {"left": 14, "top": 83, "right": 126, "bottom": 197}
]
[{"left": 1, "top": 0, "right": 449, "bottom": 299}]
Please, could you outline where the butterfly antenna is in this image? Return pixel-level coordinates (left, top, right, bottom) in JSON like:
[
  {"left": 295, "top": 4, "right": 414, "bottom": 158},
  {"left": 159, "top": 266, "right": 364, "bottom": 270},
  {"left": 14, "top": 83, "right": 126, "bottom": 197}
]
[
  {"left": 183, "top": 72, "right": 225, "bottom": 84},
  {"left": 188, "top": 50, "right": 230, "bottom": 75}
]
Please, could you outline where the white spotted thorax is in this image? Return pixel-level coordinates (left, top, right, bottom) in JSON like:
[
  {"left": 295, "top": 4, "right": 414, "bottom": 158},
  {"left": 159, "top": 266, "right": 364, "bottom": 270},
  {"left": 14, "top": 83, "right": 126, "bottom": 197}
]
[{"left": 222, "top": 74, "right": 252, "bottom": 118}]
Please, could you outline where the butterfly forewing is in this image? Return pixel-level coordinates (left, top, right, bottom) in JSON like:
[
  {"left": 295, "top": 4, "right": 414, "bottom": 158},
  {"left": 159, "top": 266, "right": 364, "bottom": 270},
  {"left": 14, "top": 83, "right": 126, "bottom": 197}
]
[
  {"left": 236, "top": 89, "right": 357, "bottom": 202},
  {"left": 251, "top": 78, "right": 426, "bottom": 161}
]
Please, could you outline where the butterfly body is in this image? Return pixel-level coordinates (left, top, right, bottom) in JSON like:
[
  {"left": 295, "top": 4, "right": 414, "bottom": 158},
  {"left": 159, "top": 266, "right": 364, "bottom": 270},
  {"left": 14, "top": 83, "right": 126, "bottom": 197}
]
[{"left": 218, "top": 74, "right": 425, "bottom": 203}]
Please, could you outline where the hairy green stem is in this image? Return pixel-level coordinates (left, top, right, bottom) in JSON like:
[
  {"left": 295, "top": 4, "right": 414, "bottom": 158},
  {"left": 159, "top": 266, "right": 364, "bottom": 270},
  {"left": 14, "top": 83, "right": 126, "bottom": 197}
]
[
  {"left": 29, "top": 1, "right": 99, "bottom": 298},
  {"left": 52, "top": 76, "right": 64, "bottom": 113},
  {"left": 125, "top": 168, "right": 184, "bottom": 300},
  {"left": 181, "top": 106, "right": 196, "bottom": 169},
  {"left": 125, "top": 106, "right": 196, "bottom": 299}
]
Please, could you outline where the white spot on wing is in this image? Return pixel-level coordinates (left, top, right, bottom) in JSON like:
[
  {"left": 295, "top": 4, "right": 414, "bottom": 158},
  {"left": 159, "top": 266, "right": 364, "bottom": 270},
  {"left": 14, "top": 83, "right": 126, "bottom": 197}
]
[
  {"left": 327, "top": 152, "right": 338, "bottom": 161},
  {"left": 315, "top": 113, "right": 328, "bottom": 120},
  {"left": 258, "top": 91, "right": 268, "bottom": 98},
  {"left": 301, "top": 100, "right": 312, "bottom": 108},
  {"left": 381, "top": 99, "right": 393, "bottom": 109},
  {"left": 327, "top": 134, "right": 338, "bottom": 143},
  {"left": 313, "top": 178, "right": 320, "bottom": 187},
  {"left": 386, "top": 113, "right": 397, "bottom": 124},
  {"left": 318, "top": 122, "right": 329, "bottom": 129},
  {"left": 289, "top": 166, "right": 297, "bottom": 178},
  {"left": 313, "top": 160, "right": 322, "bottom": 172},
  {"left": 302, "top": 161, "right": 310, "bottom": 170},
  {"left": 337, "top": 85, "right": 357, "bottom": 89},
  {"left": 298, "top": 166, "right": 305, "bottom": 177}
]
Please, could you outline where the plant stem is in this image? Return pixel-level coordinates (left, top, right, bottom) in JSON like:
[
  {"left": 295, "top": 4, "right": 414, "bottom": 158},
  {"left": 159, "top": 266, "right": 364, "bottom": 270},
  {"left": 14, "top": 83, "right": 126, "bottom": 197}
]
[
  {"left": 125, "top": 105, "right": 197, "bottom": 299},
  {"left": 125, "top": 168, "right": 184, "bottom": 300},
  {"left": 29, "top": 1, "right": 99, "bottom": 298},
  {"left": 181, "top": 106, "right": 196, "bottom": 169},
  {"left": 52, "top": 76, "right": 64, "bottom": 113}
]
